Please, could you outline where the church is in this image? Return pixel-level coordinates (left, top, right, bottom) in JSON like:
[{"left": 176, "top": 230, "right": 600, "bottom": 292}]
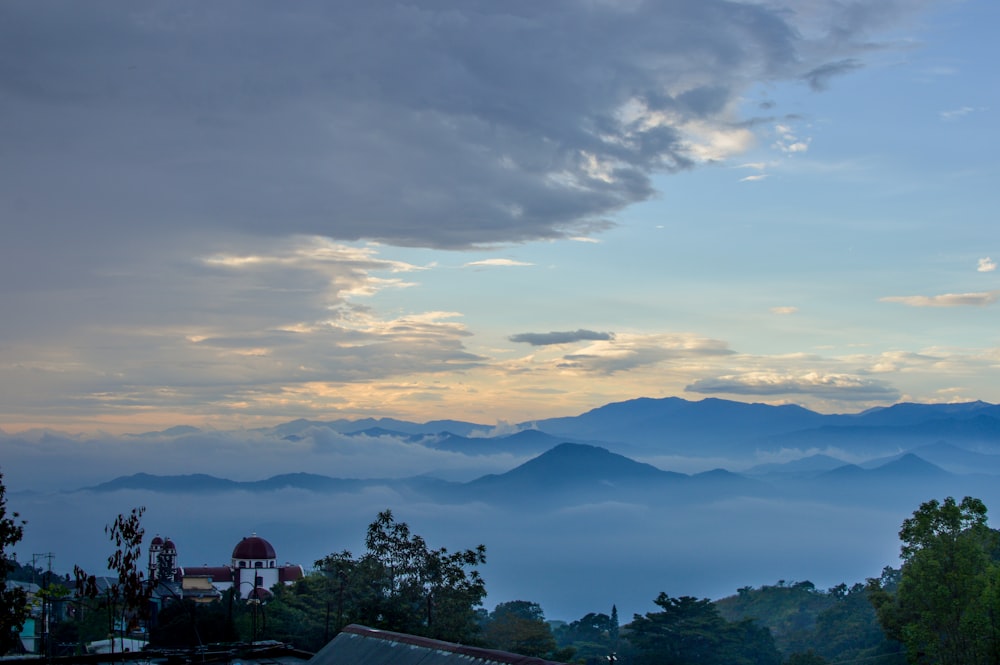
[{"left": 148, "top": 533, "right": 304, "bottom": 601}]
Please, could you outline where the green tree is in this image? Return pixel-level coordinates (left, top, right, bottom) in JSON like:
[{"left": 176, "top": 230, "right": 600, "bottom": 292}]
[
  {"left": 0, "top": 470, "right": 28, "bottom": 655},
  {"left": 481, "top": 600, "right": 557, "bottom": 658},
  {"left": 556, "top": 609, "right": 623, "bottom": 662},
  {"left": 313, "top": 509, "right": 487, "bottom": 643},
  {"left": 785, "top": 651, "right": 827, "bottom": 665},
  {"left": 868, "top": 496, "right": 1000, "bottom": 665},
  {"left": 715, "top": 580, "right": 832, "bottom": 655},
  {"left": 628, "top": 593, "right": 781, "bottom": 665},
  {"left": 150, "top": 597, "right": 232, "bottom": 648},
  {"left": 610, "top": 604, "right": 619, "bottom": 650},
  {"left": 74, "top": 507, "right": 153, "bottom": 661}
]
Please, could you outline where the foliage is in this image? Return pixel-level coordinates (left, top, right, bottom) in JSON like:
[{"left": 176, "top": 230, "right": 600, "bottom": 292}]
[
  {"left": 868, "top": 496, "right": 1000, "bottom": 665},
  {"left": 0, "top": 470, "right": 29, "bottom": 655},
  {"left": 150, "top": 597, "right": 234, "bottom": 648},
  {"left": 627, "top": 593, "right": 782, "bottom": 665},
  {"left": 73, "top": 507, "right": 153, "bottom": 660},
  {"left": 715, "top": 581, "right": 833, "bottom": 654},
  {"left": 785, "top": 651, "right": 827, "bottom": 665},
  {"left": 254, "top": 577, "right": 330, "bottom": 651},
  {"left": 554, "top": 607, "right": 622, "bottom": 663},
  {"left": 105, "top": 507, "right": 152, "bottom": 623},
  {"left": 310, "top": 509, "right": 487, "bottom": 644},
  {"left": 480, "top": 600, "right": 557, "bottom": 658},
  {"left": 717, "top": 579, "right": 900, "bottom": 664}
]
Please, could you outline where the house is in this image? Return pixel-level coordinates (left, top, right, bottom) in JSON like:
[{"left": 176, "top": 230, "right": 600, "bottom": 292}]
[
  {"left": 308, "top": 624, "right": 570, "bottom": 665},
  {"left": 148, "top": 532, "right": 304, "bottom": 601}
]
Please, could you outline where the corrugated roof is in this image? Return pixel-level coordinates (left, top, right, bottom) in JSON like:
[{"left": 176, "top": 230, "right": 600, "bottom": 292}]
[{"left": 308, "top": 625, "right": 568, "bottom": 665}]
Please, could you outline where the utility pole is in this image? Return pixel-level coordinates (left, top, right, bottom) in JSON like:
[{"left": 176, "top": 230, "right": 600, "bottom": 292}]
[{"left": 32, "top": 552, "right": 55, "bottom": 662}]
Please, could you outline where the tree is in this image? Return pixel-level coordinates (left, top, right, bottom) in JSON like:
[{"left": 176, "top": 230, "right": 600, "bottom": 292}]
[
  {"left": 314, "top": 509, "right": 487, "bottom": 643},
  {"left": 610, "top": 604, "right": 619, "bottom": 650},
  {"left": 868, "top": 496, "right": 1000, "bottom": 665},
  {"left": 75, "top": 507, "right": 153, "bottom": 661},
  {"left": 555, "top": 610, "right": 618, "bottom": 662},
  {"left": 627, "top": 593, "right": 782, "bottom": 665},
  {"left": 0, "top": 470, "right": 28, "bottom": 655},
  {"left": 481, "top": 601, "right": 556, "bottom": 658},
  {"left": 786, "top": 652, "right": 828, "bottom": 665}
]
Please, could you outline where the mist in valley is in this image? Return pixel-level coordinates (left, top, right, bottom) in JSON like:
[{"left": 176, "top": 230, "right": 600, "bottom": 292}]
[{"left": 10, "top": 400, "right": 1000, "bottom": 622}]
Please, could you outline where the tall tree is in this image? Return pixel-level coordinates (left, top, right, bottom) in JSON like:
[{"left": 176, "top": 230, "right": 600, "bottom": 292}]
[
  {"left": 628, "top": 593, "right": 781, "bottom": 665},
  {"left": 481, "top": 600, "right": 556, "bottom": 658},
  {"left": 555, "top": 611, "right": 614, "bottom": 662},
  {"left": 0, "top": 470, "right": 28, "bottom": 655},
  {"left": 315, "top": 509, "right": 486, "bottom": 643},
  {"left": 610, "top": 604, "right": 619, "bottom": 650},
  {"left": 869, "top": 496, "right": 1000, "bottom": 665},
  {"left": 75, "top": 507, "right": 153, "bottom": 661}
]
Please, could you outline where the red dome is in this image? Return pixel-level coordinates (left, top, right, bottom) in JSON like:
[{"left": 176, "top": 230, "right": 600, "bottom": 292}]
[
  {"left": 232, "top": 535, "right": 276, "bottom": 560},
  {"left": 150, "top": 536, "right": 164, "bottom": 546},
  {"left": 163, "top": 539, "right": 177, "bottom": 550}
]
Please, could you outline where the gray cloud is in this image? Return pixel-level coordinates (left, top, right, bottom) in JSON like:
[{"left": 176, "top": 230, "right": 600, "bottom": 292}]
[
  {"left": 802, "top": 59, "right": 864, "bottom": 91},
  {"left": 556, "top": 333, "right": 734, "bottom": 374},
  {"left": 509, "top": 329, "right": 615, "bottom": 346},
  {"left": 686, "top": 372, "right": 901, "bottom": 400},
  {"left": 1, "top": 1, "right": 929, "bottom": 266},
  {"left": 0, "top": 1, "right": 945, "bottom": 426}
]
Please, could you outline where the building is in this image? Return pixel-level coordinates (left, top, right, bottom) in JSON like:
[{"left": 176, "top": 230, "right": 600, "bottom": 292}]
[
  {"left": 308, "top": 624, "right": 570, "bottom": 665},
  {"left": 148, "top": 533, "right": 304, "bottom": 601}
]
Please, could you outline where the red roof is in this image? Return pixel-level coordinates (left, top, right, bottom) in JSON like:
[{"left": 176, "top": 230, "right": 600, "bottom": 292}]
[
  {"left": 232, "top": 535, "right": 276, "bottom": 560},
  {"left": 279, "top": 565, "right": 305, "bottom": 583}
]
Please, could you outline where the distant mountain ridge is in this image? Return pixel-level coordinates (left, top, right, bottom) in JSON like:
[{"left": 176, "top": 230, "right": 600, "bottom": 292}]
[
  {"left": 111, "top": 397, "right": 1000, "bottom": 471},
  {"left": 82, "top": 440, "right": 1000, "bottom": 512}
]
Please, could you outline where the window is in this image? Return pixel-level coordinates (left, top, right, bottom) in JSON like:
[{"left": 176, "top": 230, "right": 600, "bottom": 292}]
[
  {"left": 238, "top": 561, "right": 246, "bottom": 568},
  {"left": 255, "top": 561, "right": 263, "bottom": 568}
]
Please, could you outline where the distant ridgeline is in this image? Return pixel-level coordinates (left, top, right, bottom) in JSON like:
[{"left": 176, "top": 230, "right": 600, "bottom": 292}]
[{"left": 87, "top": 397, "right": 1000, "bottom": 513}]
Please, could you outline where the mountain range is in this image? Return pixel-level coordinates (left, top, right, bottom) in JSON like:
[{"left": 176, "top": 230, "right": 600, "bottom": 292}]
[
  {"left": 124, "top": 396, "right": 1000, "bottom": 467},
  {"left": 13, "top": 396, "right": 1000, "bottom": 622},
  {"left": 84, "top": 439, "right": 1000, "bottom": 512}
]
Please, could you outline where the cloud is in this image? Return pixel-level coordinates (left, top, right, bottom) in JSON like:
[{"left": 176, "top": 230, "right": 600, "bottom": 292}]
[
  {"left": 740, "top": 174, "right": 769, "bottom": 182},
  {"left": 464, "top": 259, "right": 534, "bottom": 268},
  {"left": 770, "top": 306, "right": 798, "bottom": 315},
  {"left": 802, "top": 59, "right": 864, "bottom": 91},
  {"left": 772, "top": 122, "right": 811, "bottom": 155},
  {"left": 940, "top": 106, "right": 976, "bottom": 121},
  {"left": 880, "top": 291, "right": 1000, "bottom": 307},
  {"left": 686, "top": 372, "right": 900, "bottom": 400},
  {"left": 559, "top": 333, "right": 734, "bottom": 374},
  {"left": 0, "top": 1, "right": 960, "bottom": 430},
  {"left": 0, "top": 1, "right": 931, "bottom": 264},
  {"left": 978, "top": 257, "right": 996, "bottom": 273},
  {"left": 0, "top": 237, "right": 492, "bottom": 428},
  {"left": 509, "top": 330, "right": 615, "bottom": 346}
]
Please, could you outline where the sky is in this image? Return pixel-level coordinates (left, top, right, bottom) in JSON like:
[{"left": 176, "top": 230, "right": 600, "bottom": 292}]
[{"left": 2, "top": 0, "right": 999, "bottom": 436}]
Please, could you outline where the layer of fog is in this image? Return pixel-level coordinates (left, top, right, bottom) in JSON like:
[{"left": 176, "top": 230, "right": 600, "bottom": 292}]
[
  {"left": 0, "top": 429, "right": 532, "bottom": 493},
  {"left": 11, "top": 484, "right": 953, "bottom": 622},
  {"left": 10, "top": 426, "right": 1000, "bottom": 621}
]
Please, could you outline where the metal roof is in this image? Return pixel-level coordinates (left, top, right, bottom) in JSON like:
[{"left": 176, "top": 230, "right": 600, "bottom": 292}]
[{"left": 308, "top": 625, "right": 568, "bottom": 665}]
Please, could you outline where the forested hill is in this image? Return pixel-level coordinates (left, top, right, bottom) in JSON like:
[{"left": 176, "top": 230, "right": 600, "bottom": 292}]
[{"left": 714, "top": 581, "right": 902, "bottom": 664}]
